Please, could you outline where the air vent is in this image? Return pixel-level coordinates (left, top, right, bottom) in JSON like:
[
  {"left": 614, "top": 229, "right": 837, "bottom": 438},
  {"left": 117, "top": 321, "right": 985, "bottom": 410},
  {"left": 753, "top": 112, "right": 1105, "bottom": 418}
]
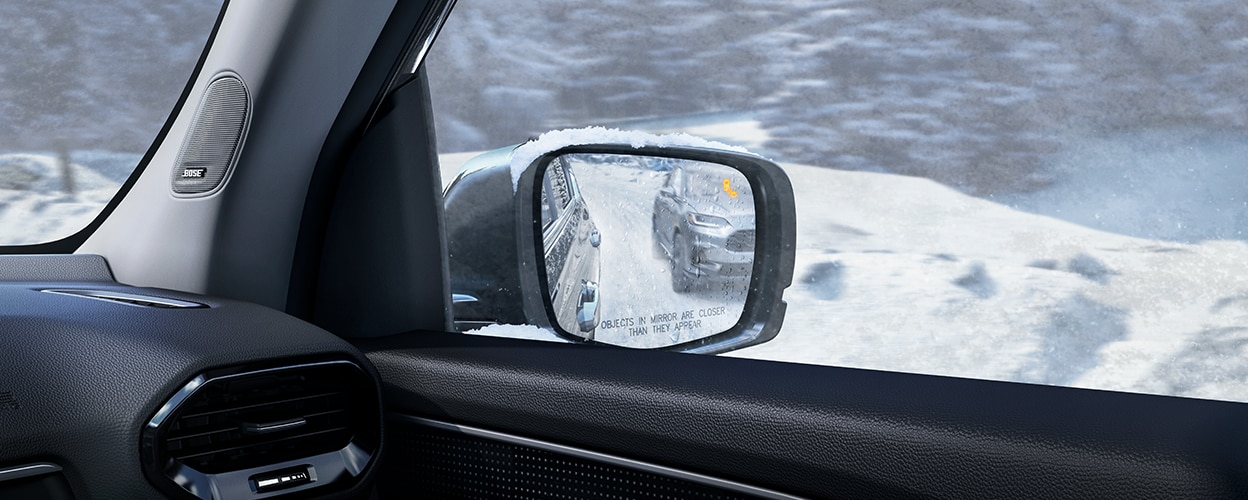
[{"left": 143, "top": 361, "right": 381, "bottom": 499}]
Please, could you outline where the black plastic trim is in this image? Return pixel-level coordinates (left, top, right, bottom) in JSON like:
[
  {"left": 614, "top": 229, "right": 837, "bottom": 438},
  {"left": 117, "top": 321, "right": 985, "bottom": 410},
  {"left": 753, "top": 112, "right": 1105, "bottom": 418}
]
[
  {"left": 0, "top": 463, "right": 62, "bottom": 483},
  {"left": 371, "top": 0, "right": 458, "bottom": 129},
  {"left": 286, "top": 0, "right": 439, "bottom": 321},
  {"left": 361, "top": 330, "right": 1248, "bottom": 500}
]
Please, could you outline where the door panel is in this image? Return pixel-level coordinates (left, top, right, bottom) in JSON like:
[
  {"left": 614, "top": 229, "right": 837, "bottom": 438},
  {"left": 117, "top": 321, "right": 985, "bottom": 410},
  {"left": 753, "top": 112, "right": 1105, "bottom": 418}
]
[
  {"left": 360, "top": 331, "right": 1248, "bottom": 499},
  {"left": 380, "top": 416, "right": 776, "bottom": 499}
]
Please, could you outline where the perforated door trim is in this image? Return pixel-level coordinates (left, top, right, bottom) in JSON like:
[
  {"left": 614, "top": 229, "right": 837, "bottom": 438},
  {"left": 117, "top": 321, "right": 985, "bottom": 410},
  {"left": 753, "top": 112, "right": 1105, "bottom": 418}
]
[{"left": 390, "top": 414, "right": 803, "bottom": 500}]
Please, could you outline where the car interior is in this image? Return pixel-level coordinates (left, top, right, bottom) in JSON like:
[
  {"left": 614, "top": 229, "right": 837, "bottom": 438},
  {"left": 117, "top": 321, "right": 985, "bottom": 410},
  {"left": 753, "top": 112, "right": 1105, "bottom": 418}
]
[{"left": 2, "top": 1, "right": 1248, "bottom": 499}]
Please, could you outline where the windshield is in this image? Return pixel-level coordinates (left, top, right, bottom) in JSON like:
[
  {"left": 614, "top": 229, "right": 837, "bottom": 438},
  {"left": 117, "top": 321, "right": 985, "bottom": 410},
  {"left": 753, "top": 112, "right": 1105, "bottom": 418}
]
[
  {"left": 0, "top": 2, "right": 223, "bottom": 245},
  {"left": 428, "top": 1, "right": 1248, "bottom": 403}
]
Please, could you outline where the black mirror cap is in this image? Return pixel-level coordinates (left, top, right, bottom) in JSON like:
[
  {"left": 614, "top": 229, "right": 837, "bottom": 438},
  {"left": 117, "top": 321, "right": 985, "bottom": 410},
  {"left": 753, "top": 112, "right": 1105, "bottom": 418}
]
[
  {"left": 515, "top": 144, "right": 796, "bottom": 355},
  {"left": 443, "top": 163, "right": 527, "bottom": 325}
]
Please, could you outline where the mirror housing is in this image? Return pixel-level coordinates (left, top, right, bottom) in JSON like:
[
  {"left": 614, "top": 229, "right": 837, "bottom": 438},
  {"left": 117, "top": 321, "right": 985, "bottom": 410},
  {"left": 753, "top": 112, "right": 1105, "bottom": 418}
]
[{"left": 515, "top": 144, "right": 795, "bottom": 354}]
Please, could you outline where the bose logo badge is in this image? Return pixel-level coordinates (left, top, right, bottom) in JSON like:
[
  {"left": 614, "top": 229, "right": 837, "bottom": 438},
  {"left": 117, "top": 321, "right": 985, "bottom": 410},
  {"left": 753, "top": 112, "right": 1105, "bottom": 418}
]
[{"left": 171, "top": 73, "right": 250, "bottom": 196}]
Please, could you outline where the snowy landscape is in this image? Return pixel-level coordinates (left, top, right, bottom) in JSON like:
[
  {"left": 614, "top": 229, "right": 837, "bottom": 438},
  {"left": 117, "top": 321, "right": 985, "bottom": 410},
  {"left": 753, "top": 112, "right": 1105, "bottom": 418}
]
[
  {"left": 0, "top": 151, "right": 137, "bottom": 244},
  {"left": 448, "top": 132, "right": 1248, "bottom": 402},
  {"left": 0, "top": 1, "right": 218, "bottom": 244},
  {"left": 431, "top": 1, "right": 1248, "bottom": 402}
]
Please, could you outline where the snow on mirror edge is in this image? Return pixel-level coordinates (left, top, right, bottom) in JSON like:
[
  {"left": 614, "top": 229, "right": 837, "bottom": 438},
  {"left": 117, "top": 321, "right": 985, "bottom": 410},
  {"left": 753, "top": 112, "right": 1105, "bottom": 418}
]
[{"left": 507, "top": 127, "right": 751, "bottom": 191}]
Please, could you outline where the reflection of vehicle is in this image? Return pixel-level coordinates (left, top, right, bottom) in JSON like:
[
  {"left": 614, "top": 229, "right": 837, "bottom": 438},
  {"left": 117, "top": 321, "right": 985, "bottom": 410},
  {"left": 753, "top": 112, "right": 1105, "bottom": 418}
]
[
  {"left": 539, "top": 157, "right": 601, "bottom": 338},
  {"left": 652, "top": 163, "right": 754, "bottom": 292}
]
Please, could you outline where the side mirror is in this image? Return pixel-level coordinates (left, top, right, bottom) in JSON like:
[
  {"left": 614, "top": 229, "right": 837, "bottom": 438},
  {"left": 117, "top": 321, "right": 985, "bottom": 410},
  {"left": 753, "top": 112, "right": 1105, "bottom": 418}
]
[{"left": 514, "top": 142, "right": 796, "bottom": 354}]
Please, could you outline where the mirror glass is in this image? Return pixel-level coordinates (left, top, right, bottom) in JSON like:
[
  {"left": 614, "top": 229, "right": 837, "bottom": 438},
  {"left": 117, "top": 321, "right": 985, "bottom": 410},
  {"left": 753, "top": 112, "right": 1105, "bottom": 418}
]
[{"left": 539, "top": 153, "right": 755, "bottom": 348}]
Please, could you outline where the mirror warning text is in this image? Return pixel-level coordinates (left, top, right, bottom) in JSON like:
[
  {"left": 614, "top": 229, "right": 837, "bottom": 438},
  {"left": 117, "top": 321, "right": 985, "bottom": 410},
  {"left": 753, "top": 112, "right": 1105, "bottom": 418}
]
[{"left": 599, "top": 307, "right": 730, "bottom": 337}]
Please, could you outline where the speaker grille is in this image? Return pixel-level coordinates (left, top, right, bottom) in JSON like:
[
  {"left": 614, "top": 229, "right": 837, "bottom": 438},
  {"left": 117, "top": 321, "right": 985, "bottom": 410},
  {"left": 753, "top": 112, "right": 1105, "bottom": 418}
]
[
  {"left": 171, "top": 74, "right": 250, "bottom": 196},
  {"left": 383, "top": 422, "right": 758, "bottom": 499}
]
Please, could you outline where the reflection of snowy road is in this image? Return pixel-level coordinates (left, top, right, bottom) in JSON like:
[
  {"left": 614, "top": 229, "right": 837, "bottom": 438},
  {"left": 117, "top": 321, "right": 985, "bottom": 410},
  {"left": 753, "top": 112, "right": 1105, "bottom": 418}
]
[{"left": 573, "top": 163, "right": 745, "bottom": 348}]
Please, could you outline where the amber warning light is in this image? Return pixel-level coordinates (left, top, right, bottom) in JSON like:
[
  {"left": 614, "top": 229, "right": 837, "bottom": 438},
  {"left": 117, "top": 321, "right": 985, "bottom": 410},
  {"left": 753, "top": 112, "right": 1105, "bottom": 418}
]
[{"left": 722, "top": 178, "right": 738, "bottom": 198}]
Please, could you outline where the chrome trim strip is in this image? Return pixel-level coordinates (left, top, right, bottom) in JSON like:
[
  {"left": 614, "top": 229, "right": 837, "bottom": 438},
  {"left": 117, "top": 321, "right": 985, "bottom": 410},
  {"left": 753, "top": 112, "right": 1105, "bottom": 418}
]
[
  {"left": 451, "top": 293, "right": 479, "bottom": 304},
  {"left": 244, "top": 418, "right": 307, "bottom": 434},
  {"left": 42, "top": 288, "right": 207, "bottom": 309},
  {"left": 147, "top": 360, "right": 362, "bottom": 429},
  {"left": 148, "top": 374, "right": 207, "bottom": 429},
  {"left": 0, "top": 463, "right": 62, "bottom": 482},
  {"left": 392, "top": 414, "right": 806, "bottom": 500}
]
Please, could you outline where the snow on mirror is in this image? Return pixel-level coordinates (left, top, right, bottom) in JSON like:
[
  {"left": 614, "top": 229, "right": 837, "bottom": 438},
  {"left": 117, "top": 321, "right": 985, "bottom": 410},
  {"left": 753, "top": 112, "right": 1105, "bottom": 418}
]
[{"left": 540, "top": 153, "right": 754, "bottom": 348}]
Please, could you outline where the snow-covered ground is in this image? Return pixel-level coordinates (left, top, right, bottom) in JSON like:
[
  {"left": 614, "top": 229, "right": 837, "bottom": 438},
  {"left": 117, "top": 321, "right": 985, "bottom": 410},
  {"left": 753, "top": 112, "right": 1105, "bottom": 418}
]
[
  {"left": 427, "top": 0, "right": 1248, "bottom": 402},
  {"left": 1001, "top": 130, "right": 1248, "bottom": 243},
  {"left": 442, "top": 122, "right": 1248, "bottom": 403},
  {"left": 0, "top": 152, "right": 134, "bottom": 245},
  {"left": 728, "top": 160, "right": 1248, "bottom": 402}
]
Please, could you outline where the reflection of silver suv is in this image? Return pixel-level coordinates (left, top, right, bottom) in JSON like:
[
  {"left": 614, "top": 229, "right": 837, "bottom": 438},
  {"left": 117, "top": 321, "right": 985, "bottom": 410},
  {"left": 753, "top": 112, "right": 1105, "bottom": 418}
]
[{"left": 652, "top": 163, "right": 754, "bottom": 292}]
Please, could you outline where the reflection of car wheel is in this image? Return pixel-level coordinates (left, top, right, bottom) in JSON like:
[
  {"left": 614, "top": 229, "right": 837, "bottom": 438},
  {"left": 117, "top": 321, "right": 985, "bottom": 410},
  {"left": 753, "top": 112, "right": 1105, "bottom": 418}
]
[
  {"left": 670, "top": 232, "right": 695, "bottom": 293},
  {"left": 575, "top": 281, "right": 598, "bottom": 340}
]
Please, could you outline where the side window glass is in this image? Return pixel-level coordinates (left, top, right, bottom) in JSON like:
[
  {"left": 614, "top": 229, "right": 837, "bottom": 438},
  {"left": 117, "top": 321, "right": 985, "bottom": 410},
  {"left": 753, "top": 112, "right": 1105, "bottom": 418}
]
[
  {"left": 426, "top": 1, "right": 1248, "bottom": 404},
  {"left": 0, "top": 2, "right": 224, "bottom": 245}
]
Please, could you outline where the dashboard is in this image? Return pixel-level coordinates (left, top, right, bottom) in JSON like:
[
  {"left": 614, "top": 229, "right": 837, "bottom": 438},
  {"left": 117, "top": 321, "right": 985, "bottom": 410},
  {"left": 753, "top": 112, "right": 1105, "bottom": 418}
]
[{"left": 0, "top": 255, "right": 382, "bottom": 499}]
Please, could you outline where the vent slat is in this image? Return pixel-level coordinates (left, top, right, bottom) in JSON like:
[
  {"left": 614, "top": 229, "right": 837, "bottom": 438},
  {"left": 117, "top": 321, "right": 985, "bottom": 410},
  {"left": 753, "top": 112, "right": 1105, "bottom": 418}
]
[
  {"left": 177, "top": 390, "right": 348, "bottom": 420},
  {"left": 166, "top": 408, "right": 349, "bottom": 441},
  {"left": 149, "top": 361, "right": 379, "bottom": 476},
  {"left": 171, "top": 426, "right": 353, "bottom": 462}
]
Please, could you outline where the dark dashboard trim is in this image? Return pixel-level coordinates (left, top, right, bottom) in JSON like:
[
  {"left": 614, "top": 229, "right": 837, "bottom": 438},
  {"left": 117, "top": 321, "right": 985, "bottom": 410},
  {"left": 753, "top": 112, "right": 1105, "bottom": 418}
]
[{"left": 0, "top": 463, "right": 62, "bottom": 483}]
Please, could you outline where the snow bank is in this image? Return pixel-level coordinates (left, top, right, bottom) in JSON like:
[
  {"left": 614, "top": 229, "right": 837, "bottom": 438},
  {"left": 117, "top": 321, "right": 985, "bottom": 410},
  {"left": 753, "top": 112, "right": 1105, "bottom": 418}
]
[
  {"left": 729, "top": 162, "right": 1248, "bottom": 403},
  {"left": 463, "top": 323, "right": 571, "bottom": 343},
  {"left": 0, "top": 153, "right": 125, "bottom": 245},
  {"left": 1002, "top": 129, "right": 1248, "bottom": 242}
]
